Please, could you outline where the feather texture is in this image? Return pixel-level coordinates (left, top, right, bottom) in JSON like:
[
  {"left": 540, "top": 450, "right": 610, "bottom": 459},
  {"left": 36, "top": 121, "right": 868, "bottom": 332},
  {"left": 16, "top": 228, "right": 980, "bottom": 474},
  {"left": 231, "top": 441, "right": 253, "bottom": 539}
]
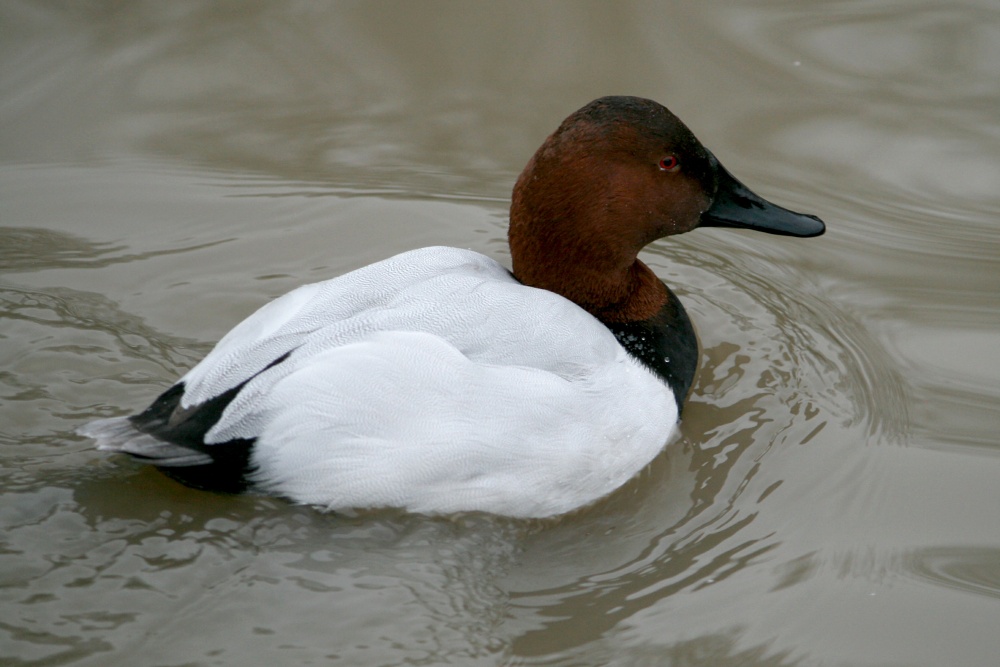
[{"left": 84, "top": 247, "right": 677, "bottom": 517}]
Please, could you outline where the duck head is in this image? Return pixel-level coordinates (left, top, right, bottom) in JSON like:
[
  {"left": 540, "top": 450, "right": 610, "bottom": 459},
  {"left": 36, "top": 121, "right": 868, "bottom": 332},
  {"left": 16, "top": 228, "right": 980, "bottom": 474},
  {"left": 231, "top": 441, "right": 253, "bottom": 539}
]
[{"left": 509, "top": 96, "right": 824, "bottom": 322}]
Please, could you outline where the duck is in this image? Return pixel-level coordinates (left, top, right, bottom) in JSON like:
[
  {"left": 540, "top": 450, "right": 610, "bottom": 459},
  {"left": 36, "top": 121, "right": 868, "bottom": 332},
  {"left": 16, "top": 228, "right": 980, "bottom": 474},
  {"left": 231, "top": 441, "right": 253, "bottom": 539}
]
[{"left": 79, "top": 96, "right": 824, "bottom": 518}]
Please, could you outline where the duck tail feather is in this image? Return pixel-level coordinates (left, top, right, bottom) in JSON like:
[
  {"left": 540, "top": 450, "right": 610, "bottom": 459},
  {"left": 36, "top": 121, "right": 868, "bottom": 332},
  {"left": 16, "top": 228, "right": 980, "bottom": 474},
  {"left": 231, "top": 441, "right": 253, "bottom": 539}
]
[{"left": 78, "top": 417, "right": 212, "bottom": 467}]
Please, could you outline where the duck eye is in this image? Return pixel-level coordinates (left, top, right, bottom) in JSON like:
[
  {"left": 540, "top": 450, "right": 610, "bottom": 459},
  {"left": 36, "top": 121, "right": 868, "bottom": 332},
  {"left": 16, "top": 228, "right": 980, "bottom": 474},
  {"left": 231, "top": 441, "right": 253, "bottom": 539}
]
[{"left": 659, "top": 156, "right": 679, "bottom": 172}]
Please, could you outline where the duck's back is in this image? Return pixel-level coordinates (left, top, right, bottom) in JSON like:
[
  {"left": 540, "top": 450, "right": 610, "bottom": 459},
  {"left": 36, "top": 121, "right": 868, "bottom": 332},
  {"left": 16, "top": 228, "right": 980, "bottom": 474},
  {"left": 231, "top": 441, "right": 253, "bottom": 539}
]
[{"left": 83, "top": 247, "right": 678, "bottom": 517}]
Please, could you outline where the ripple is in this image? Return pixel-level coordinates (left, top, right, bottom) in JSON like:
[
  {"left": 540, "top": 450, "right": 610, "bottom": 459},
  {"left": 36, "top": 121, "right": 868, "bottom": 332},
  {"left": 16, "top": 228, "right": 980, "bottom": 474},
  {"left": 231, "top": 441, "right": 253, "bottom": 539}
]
[
  {"left": 1, "top": 481, "right": 520, "bottom": 665},
  {"left": 904, "top": 545, "right": 1000, "bottom": 601},
  {"left": 505, "top": 234, "right": 894, "bottom": 656}
]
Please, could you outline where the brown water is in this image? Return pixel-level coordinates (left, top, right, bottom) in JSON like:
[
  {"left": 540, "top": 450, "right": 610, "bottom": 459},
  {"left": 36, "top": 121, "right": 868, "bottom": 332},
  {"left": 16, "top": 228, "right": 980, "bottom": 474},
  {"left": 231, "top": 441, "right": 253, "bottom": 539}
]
[{"left": 2, "top": 2, "right": 999, "bottom": 665}]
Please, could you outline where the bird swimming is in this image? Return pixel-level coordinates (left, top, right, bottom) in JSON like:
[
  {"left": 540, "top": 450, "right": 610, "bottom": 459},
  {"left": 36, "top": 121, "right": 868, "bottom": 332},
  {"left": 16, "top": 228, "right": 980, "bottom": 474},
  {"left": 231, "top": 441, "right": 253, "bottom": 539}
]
[{"left": 79, "top": 96, "right": 824, "bottom": 518}]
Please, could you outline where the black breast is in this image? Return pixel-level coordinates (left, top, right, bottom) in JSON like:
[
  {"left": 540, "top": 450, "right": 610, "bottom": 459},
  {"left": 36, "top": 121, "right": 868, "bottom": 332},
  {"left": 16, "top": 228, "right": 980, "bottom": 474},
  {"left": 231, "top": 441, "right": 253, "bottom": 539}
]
[{"left": 602, "top": 287, "right": 699, "bottom": 414}]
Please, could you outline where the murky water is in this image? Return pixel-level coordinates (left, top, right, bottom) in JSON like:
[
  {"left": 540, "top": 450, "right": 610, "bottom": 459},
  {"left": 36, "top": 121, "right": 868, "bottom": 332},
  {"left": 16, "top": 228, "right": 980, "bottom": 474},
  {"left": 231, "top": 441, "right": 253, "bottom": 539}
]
[{"left": 3, "top": 2, "right": 999, "bottom": 665}]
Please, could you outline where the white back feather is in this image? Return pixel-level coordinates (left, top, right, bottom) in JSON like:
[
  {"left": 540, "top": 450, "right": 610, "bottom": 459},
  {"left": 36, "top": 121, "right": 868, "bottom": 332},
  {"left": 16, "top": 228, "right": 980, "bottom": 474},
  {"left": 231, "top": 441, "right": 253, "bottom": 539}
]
[{"left": 177, "top": 247, "right": 677, "bottom": 517}]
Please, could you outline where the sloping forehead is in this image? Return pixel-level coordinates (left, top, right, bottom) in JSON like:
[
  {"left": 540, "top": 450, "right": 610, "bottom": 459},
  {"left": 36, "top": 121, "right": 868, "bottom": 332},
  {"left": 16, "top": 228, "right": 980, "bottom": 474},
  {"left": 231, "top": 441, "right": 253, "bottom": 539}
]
[{"left": 556, "top": 96, "right": 701, "bottom": 153}]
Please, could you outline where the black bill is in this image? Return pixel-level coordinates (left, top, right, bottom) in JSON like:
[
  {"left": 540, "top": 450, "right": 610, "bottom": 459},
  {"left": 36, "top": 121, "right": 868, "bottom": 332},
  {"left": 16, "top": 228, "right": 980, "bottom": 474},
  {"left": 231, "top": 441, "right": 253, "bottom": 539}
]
[{"left": 701, "top": 153, "right": 825, "bottom": 238}]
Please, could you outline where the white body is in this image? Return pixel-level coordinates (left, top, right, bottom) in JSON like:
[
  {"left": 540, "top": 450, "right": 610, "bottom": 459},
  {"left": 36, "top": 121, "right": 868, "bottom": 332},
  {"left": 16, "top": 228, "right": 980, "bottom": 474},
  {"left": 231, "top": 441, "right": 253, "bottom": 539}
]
[{"left": 92, "top": 247, "right": 678, "bottom": 517}]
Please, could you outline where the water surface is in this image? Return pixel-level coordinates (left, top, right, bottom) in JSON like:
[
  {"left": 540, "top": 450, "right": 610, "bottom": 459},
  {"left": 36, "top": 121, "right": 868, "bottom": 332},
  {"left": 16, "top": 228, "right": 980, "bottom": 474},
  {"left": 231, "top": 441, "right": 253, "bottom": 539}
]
[{"left": 2, "top": 2, "right": 999, "bottom": 665}]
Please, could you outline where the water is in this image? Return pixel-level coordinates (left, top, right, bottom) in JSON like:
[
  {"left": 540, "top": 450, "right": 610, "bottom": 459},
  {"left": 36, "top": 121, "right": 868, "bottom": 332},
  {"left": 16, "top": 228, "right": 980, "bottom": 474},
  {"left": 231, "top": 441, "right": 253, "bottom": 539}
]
[{"left": 2, "top": 2, "right": 999, "bottom": 665}]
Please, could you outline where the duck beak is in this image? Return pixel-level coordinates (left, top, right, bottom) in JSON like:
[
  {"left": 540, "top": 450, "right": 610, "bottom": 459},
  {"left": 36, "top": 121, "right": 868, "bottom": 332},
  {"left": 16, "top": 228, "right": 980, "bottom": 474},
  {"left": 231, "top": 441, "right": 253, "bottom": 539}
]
[{"left": 700, "top": 154, "right": 825, "bottom": 238}]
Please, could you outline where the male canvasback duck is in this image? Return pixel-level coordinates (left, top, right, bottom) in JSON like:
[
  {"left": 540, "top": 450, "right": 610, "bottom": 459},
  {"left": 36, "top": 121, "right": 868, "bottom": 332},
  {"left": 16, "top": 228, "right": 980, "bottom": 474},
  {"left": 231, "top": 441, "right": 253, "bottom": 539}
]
[{"left": 79, "top": 96, "right": 824, "bottom": 518}]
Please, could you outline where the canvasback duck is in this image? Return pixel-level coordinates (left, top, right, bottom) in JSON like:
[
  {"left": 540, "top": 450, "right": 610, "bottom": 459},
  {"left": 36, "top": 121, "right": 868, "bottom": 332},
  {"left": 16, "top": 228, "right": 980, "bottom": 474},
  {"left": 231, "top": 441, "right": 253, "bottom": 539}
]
[{"left": 79, "top": 96, "right": 824, "bottom": 518}]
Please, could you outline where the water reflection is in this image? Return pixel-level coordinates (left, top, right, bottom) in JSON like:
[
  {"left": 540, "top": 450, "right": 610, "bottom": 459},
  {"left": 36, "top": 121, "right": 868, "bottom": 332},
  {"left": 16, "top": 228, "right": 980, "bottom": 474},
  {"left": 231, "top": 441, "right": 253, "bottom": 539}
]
[
  {"left": 905, "top": 546, "right": 1000, "bottom": 602},
  {"left": 0, "top": 226, "right": 229, "bottom": 273},
  {"left": 3, "top": 480, "right": 520, "bottom": 665},
  {"left": 0, "top": 280, "right": 204, "bottom": 459},
  {"left": 0, "top": 227, "right": 124, "bottom": 272}
]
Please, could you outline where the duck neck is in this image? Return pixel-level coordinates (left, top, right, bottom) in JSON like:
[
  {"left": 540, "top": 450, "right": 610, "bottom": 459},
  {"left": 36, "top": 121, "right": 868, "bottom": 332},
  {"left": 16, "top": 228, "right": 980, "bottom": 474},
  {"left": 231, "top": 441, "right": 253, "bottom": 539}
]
[{"left": 508, "top": 204, "right": 669, "bottom": 324}]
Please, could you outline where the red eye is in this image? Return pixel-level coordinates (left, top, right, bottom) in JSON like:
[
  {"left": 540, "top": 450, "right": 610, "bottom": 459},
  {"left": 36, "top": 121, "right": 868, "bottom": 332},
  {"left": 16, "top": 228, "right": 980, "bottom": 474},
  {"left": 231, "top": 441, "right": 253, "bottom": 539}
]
[{"left": 659, "top": 156, "right": 679, "bottom": 171}]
